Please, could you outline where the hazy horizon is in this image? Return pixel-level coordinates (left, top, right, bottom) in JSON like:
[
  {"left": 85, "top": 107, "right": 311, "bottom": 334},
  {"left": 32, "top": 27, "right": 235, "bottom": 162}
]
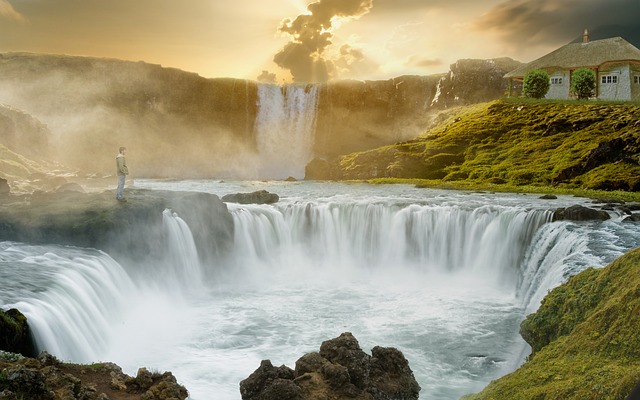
[{"left": 1, "top": 0, "right": 639, "bottom": 83}]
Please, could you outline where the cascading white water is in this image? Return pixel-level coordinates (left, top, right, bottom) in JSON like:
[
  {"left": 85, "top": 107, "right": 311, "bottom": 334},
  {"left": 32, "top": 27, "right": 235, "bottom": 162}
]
[
  {"left": 3, "top": 182, "right": 640, "bottom": 400},
  {"left": 253, "top": 84, "right": 319, "bottom": 179}
]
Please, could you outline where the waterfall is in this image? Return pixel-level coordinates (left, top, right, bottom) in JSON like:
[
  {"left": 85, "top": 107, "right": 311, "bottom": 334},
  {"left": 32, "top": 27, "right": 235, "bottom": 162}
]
[
  {"left": 229, "top": 202, "right": 554, "bottom": 294},
  {"left": 253, "top": 84, "right": 319, "bottom": 179},
  {"left": 1, "top": 208, "right": 204, "bottom": 364}
]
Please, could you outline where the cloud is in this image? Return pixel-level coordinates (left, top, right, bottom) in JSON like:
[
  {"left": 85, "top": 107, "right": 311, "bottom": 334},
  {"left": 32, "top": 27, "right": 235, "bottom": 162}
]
[
  {"left": 256, "top": 70, "right": 277, "bottom": 83},
  {"left": 331, "top": 44, "right": 380, "bottom": 79},
  {"left": 0, "top": 0, "right": 25, "bottom": 22},
  {"left": 405, "top": 55, "right": 443, "bottom": 69},
  {"left": 273, "top": 0, "right": 373, "bottom": 82},
  {"left": 473, "top": 0, "right": 640, "bottom": 49}
]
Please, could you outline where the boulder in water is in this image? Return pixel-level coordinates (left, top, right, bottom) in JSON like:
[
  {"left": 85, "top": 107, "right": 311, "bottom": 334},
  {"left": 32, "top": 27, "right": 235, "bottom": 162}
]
[
  {"left": 222, "top": 190, "right": 279, "bottom": 204},
  {"left": 240, "top": 332, "right": 420, "bottom": 400},
  {"left": 552, "top": 205, "right": 610, "bottom": 221},
  {"left": 0, "top": 308, "right": 36, "bottom": 357}
]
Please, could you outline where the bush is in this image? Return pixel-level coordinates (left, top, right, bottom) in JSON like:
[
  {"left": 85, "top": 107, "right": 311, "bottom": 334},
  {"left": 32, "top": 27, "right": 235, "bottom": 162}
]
[
  {"left": 523, "top": 69, "right": 550, "bottom": 99},
  {"left": 571, "top": 68, "right": 596, "bottom": 100}
]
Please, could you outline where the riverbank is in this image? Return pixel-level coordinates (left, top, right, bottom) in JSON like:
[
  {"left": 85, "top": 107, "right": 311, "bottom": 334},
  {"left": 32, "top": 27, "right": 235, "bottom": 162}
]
[{"left": 306, "top": 100, "right": 640, "bottom": 199}]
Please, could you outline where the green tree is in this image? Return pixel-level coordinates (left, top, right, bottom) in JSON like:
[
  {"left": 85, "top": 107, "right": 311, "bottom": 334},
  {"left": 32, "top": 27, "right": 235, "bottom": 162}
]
[
  {"left": 571, "top": 68, "right": 596, "bottom": 100},
  {"left": 523, "top": 69, "right": 550, "bottom": 99}
]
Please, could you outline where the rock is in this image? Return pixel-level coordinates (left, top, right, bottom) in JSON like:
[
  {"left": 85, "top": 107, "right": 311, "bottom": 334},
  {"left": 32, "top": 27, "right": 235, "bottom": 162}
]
[
  {"left": 240, "top": 332, "right": 420, "bottom": 400},
  {"left": 552, "top": 205, "right": 611, "bottom": 221},
  {"left": 222, "top": 190, "right": 279, "bottom": 204},
  {"left": 0, "top": 352, "right": 188, "bottom": 400},
  {"left": 0, "top": 178, "right": 9, "bottom": 195},
  {"left": 0, "top": 308, "right": 36, "bottom": 357},
  {"left": 55, "top": 182, "right": 85, "bottom": 193},
  {"left": 285, "top": 176, "right": 297, "bottom": 182},
  {"left": 538, "top": 194, "right": 557, "bottom": 200},
  {"left": 623, "top": 214, "right": 640, "bottom": 222}
]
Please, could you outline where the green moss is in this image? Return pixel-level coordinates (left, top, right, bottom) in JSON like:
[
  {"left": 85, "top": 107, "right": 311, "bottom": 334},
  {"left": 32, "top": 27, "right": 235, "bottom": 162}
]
[
  {"left": 333, "top": 100, "right": 640, "bottom": 195},
  {"left": 463, "top": 248, "right": 640, "bottom": 400}
]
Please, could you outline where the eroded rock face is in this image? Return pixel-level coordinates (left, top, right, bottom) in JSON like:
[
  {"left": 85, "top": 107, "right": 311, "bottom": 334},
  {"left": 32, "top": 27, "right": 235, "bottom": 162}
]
[
  {"left": 240, "top": 332, "right": 421, "bottom": 400},
  {"left": 552, "top": 205, "right": 611, "bottom": 221},
  {"left": 0, "top": 351, "right": 188, "bottom": 400},
  {"left": 0, "top": 178, "right": 9, "bottom": 195},
  {"left": 222, "top": 190, "right": 279, "bottom": 204},
  {"left": 0, "top": 308, "right": 35, "bottom": 357}
]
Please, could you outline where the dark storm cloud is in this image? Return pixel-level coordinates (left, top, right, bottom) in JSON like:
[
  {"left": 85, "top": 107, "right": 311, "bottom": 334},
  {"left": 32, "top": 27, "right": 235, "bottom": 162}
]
[
  {"left": 274, "top": 0, "right": 373, "bottom": 82},
  {"left": 474, "top": 0, "right": 640, "bottom": 48}
]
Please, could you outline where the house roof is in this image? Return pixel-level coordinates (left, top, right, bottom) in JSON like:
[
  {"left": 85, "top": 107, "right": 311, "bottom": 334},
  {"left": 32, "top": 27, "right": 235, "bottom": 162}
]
[{"left": 505, "top": 37, "right": 640, "bottom": 78}]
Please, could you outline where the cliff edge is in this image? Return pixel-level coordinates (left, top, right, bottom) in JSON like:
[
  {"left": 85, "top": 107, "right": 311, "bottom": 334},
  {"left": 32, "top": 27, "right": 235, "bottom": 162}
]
[{"left": 462, "top": 247, "right": 640, "bottom": 400}]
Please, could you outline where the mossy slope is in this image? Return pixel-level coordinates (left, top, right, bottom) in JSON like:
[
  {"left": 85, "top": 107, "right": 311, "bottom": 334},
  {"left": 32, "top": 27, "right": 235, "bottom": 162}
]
[
  {"left": 329, "top": 100, "right": 640, "bottom": 192},
  {"left": 463, "top": 247, "right": 640, "bottom": 400}
]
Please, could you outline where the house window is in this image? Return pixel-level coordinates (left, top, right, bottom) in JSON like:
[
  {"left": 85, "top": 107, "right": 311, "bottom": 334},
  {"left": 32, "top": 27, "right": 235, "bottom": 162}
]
[
  {"left": 601, "top": 75, "right": 618, "bottom": 84},
  {"left": 550, "top": 77, "right": 563, "bottom": 85},
  {"left": 634, "top": 76, "right": 640, "bottom": 84}
]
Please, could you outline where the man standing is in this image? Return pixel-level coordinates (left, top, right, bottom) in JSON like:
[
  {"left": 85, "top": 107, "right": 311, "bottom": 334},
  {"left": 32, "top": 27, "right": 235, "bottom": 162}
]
[{"left": 116, "top": 146, "right": 129, "bottom": 201}]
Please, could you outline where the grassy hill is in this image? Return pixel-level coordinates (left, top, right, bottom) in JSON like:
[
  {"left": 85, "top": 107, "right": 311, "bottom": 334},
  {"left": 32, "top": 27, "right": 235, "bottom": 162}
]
[
  {"left": 313, "top": 99, "right": 640, "bottom": 197},
  {"left": 462, "top": 247, "right": 640, "bottom": 400}
]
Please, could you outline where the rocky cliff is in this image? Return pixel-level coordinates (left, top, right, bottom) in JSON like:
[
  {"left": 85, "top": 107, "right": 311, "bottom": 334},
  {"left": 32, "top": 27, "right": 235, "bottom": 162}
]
[
  {"left": 0, "top": 53, "right": 521, "bottom": 180},
  {"left": 309, "top": 100, "right": 640, "bottom": 193},
  {"left": 462, "top": 247, "right": 640, "bottom": 400}
]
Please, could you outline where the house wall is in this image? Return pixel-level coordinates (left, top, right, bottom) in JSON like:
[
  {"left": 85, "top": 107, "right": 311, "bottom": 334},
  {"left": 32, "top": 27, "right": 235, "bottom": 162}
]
[
  {"left": 545, "top": 68, "right": 570, "bottom": 100},
  {"left": 631, "top": 64, "right": 640, "bottom": 100},
  {"left": 598, "top": 63, "right": 631, "bottom": 100}
]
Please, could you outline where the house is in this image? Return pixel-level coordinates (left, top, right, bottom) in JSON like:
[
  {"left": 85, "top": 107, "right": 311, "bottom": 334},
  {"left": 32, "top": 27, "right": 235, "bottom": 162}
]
[{"left": 505, "top": 30, "right": 640, "bottom": 100}]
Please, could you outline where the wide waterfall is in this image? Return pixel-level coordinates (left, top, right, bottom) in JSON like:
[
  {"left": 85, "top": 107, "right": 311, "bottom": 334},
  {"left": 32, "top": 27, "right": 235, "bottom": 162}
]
[
  {"left": 2, "top": 181, "right": 640, "bottom": 400},
  {"left": 253, "top": 84, "right": 319, "bottom": 179}
]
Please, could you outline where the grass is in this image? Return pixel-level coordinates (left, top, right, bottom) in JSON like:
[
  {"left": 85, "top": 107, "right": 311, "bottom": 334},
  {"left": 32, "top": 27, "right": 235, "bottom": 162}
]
[
  {"left": 462, "top": 248, "right": 640, "bottom": 400},
  {"left": 332, "top": 100, "right": 640, "bottom": 197}
]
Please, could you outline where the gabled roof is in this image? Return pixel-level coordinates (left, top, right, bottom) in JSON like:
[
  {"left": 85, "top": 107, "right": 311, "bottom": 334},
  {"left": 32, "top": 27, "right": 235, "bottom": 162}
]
[{"left": 505, "top": 37, "right": 640, "bottom": 78}]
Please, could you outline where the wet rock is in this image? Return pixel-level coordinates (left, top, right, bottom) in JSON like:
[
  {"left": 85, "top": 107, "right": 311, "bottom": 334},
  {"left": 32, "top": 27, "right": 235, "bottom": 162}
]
[
  {"left": 552, "top": 205, "right": 610, "bottom": 221},
  {"left": 0, "top": 178, "right": 9, "bottom": 195},
  {"left": 55, "top": 182, "right": 85, "bottom": 193},
  {"left": 222, "top": 190, "right": 279, "bottom": 204},
  {"left": 539, "top": 194, "right": 557, "bottom": 200},
  {"left": 0, "top": 308, "right": 36, "bottom": 357},
  {"left": 623, "top": 214, "right": 640, "bottom": 222},
  {"left": 240, "top": 332, "right": 420, "bottom": 400}
]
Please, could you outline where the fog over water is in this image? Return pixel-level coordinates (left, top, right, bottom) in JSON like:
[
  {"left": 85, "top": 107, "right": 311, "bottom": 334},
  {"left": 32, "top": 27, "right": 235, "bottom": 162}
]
[{"left": 2, "top": 181, "right": 639, "bottom": 399}]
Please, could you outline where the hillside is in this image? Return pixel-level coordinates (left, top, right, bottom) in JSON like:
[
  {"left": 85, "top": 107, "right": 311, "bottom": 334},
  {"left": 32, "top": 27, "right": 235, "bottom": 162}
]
[
  {"left": 307, "top": 100, "right": 640, "bottom": 193},
  {"left": 462, "top": 247, "right": 640, "bottom": 400},
  {"left": 0, "top": 52, "right": 519, "bottom": 181}
]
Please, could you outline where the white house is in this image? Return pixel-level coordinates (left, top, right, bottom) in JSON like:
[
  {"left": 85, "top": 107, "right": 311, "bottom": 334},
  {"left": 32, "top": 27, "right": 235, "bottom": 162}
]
[{"left": 505, "top": 31, "right": 640, "bottom": 101}]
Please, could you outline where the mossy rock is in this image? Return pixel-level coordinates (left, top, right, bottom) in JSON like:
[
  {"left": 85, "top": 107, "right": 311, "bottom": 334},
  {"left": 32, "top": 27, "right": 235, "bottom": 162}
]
[
  {"left": 464, "top": 247, "right": 640, "bottom": 400},
  {"left": 0, "top": 309, "right": 35, "bottom": 357}
]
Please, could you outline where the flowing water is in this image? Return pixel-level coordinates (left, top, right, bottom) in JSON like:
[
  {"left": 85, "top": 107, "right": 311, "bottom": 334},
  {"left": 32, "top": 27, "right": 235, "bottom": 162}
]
[{"left": 2, "top": 180, "right": 640, "bottom": 399}]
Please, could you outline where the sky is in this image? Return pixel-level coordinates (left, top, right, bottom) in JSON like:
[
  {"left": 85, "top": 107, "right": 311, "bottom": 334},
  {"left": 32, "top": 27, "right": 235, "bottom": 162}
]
[{"left": 1, "top": 0, "right": 639, "bottom": 83}]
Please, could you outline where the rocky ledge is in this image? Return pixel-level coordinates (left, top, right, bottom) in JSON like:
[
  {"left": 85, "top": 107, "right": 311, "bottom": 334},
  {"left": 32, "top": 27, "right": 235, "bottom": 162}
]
[
  {"left": 0, "top": 351, "right": 187, "bottom": 400},
  {"left": 240, "top": 332, "right": 421, "bottom": 400}
]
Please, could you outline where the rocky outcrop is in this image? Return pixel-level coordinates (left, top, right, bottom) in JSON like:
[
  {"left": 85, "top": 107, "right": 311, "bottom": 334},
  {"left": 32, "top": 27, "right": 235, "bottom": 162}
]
[
  {"left": 222, "top": 190, "right": 279, "bottom": 204},
  {"left": 0, "top": 104, "right": 50, "bottom": 160},
  {"left": 0, "top": 351, "right": 188, "bottom": 400},
  {"left": 0, "top": 178, "right": 9, "bottom": 195},
  {"left": 552, "top": 205, "right": 611, "bottom": 221},
  {"left": 240, "top": 332, "right": 420, "bottom": 400},
  {"left": 0, "top": 188, "right": 234, "bottom": 263},
  {"left": 0, "top": 309, "right": 35, "bottom": 357},
  {"left": 462, "top": 247, "right": 640, "bottom": 400}
]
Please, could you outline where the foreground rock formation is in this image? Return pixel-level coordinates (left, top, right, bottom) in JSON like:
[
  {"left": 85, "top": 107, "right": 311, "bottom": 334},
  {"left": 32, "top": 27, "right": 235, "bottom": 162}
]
[
  {"left": 0, "top": 309, "right": 35, "bottom": 358},
  {"left": 240, "top": 332, "right": 420, "bottom": 400},
  {"left": 463, "top": 247, "right": 640, "bottom": 400},
  {"left": 0, "top": 188, "right": 234, "bottom": 263},
  {"left": 0, "top": 351, "right": 187, "bottom": 400}
]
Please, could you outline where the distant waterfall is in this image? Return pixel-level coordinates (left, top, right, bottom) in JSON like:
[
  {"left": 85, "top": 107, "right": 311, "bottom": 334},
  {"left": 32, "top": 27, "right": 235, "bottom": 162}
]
[{"left": 253, "top": 84, "right": 319, "bottom": 179}]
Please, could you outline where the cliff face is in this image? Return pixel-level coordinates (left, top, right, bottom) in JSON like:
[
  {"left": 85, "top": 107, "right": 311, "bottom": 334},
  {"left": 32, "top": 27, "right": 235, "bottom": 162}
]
[
  {"left": 463, "top": 247, "right": 640, "bottom": 400},
  {"left": 0, "top": 53, "right": 521, "bottom": 179},
  {"left": 314, "top": 100, "right": 640, "bottom": 193}
]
